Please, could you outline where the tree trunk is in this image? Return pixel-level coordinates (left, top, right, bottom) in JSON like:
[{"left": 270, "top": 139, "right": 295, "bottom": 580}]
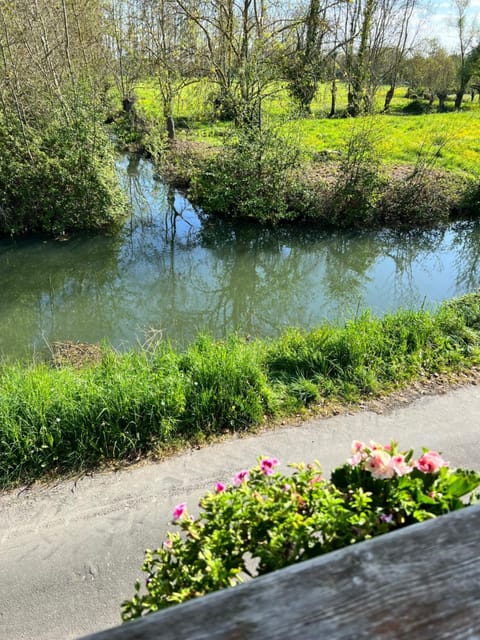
[
  {"left": 329, "top": 76, "right": 337, "bottom": 117},
  {"left": 454, "top": 89, "right": 464, "bottom": 110},
  {"left": 166, "top": 115, "right": 175, "bottom": 140},
  {"left": 122, "top": 95, "right": 135, "bottom": 113},
  {"left": 437, "top": 92, "right": 447, "bottom": 112},
  {"left": 383, "top": 85, "right": 395, "bottom": 112}
]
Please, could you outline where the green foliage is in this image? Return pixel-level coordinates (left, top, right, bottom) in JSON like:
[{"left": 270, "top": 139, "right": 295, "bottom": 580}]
[
  {"left": 0, "top": 348, "right": 185, "bottom": 486},
  {"left": 189, "top": 126, "right": 301, "bottom": 223},
  {"left": 0, "top": 113, "right": 126, "bottom": 236},
  {"left": 379, "top": 137, "right": 462, "bottom": 228},
  {"left": 121, "top": 442, "right": 480, "bottom": 619},
  {"left": 177, "top": 335, "right": 272, "bottom": 434},
  {"left": 327, "top": 124, "right": 386, "bottom": 228},
  {"left": 1, "top": 294, "right": 480, "bottom": 488}
]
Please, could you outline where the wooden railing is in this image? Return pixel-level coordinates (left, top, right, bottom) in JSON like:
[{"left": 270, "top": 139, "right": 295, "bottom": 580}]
[{"left": 81, "top": 504, "right": 480, "bottom": 640}]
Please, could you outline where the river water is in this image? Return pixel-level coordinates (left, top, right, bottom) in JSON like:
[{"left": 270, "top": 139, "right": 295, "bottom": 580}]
[{"left": 1, "top": 155, "right": 479, "bottom": 360}]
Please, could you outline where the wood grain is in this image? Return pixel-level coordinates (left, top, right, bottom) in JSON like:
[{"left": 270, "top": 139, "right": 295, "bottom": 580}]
[{"left": 81, "top": 504, "right": 480, "bottom": 640}]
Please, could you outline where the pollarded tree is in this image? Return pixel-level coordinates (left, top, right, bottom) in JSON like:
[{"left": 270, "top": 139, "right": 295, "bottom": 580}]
[
  {"left": 404, "top": 41, "right": 457, "bottom": 111},
  {"left": 338, "top": 0, "right": 416, "bottom": 115},
  {"left": 343, "top": 0, "right": 378, "bottom": 116},
  {"left": 137, "top": 0, "right": 198, "bottom": 140},
  {"left": 103, "top": 0, "right": 144, "bottom": 112},
  {"left": 285, "top": 0, "right": 332, "bottom": 115}
]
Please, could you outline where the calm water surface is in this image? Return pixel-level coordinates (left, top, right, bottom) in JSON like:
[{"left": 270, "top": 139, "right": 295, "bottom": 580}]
[{"left": 1, "top": 155, "right": 480, "bottom": 360}]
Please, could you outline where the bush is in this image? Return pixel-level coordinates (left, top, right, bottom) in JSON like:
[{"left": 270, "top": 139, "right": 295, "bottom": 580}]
[
  {"left": 0, "top": 113, "right": 126, "bottom": 236},
  {"left": 190, "top": 126, "right": 301, "bottom": 223},
  {"left": 121, "top": 440, "right": 480, "bottom": 620},
  {"left": 324, "top": 124, "right": 386, "bottom": 228},
  {"left": 379, "top": 172, "right": 462, "bottom": 228}
]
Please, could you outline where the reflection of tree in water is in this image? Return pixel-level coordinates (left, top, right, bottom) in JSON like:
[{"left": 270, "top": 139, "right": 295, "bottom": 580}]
[
  {"left": 450, "top": 221, "right": 480, "bottom": 292},
  {"left": 198, "top": 222, "right": 335, "bottom": 336},
  {"left": 320, "top": 231, "right": 378, "bottom": 317},
  {"left": 379, "top": 228, "right": 448, "bottom": 306}
]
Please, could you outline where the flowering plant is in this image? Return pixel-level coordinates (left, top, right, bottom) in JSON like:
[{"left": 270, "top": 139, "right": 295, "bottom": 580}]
[{"left": 122, "top": 444, "right": 480, "bottom": 621}]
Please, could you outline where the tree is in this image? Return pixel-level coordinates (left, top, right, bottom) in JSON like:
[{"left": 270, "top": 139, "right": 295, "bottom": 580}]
[
  {"left": 404, "top": 41, "right": 457, "bottom": 111},
  {"left": 138, "top": 0, "right": 197, "bottom": 139},
  {"left": 174, "top": 0, "right": 296, "bottom": 127},
  {"left": 453, "top": 0, "right": 479, "bottom": 109},
  {"left": 285, "top": 0, "right": 330, "bottom": 115},
  {"left": 381, "top": 0, "right": 417, "bottom": 111},
  {"left": 0, "top": 0, "right": 125, "bottom": 234},
  {"left": 104, "top": 0, "right": 144, "bottom": 112}
]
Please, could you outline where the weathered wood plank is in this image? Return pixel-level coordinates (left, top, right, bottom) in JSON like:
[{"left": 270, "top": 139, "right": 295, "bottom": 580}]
[{"left": 81, "top": 505, "right": 480, "bottom": 640}]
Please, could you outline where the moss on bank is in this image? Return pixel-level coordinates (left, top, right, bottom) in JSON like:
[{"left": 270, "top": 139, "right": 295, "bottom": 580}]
[{"left": 2, "top": 293, "right": 480, "bottom": 489}]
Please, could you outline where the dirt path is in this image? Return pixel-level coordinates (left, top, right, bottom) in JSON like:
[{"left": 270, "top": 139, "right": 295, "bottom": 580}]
[{"left": 1, "top": 383, "right": 480, "bottom": 640}]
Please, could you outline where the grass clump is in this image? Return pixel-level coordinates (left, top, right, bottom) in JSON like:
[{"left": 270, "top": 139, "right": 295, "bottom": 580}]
[
  {"left": 1, "top": 293, "right": 480, "bottom": 489},
  {"left": 178, "top": 335, "right": 272, "bottom": 435}
]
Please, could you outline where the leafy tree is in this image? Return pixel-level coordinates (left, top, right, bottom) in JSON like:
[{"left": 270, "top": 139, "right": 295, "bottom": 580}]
[{"left": 0, "top": 0, "right": 125, "bottom": 235}]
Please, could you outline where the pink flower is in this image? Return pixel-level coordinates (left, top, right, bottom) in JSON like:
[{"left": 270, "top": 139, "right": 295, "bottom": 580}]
[
  {"left": 172, "top": 502, "right": 187, "bottom": 520},
  {"left": 215, "top": 482, "right": 226, "bottom": 493},
  {"left": 260, "top": 457, "right": 279, "bottom": 476},
  {"left": 368, "top": 440, "right": 382, "bottom": 451},
  {"left": 348, "top": 452, "right": 363, "bottom": 467},
  {"left": 416, "top": 451, "right": 448, "bottom": 474},
  {"left": 163, "top": 539, "right": 173, "bottom": 550},
  {"left": 351, "top": 440, "right": 365, "bottom": 453},
  {"left": 391, "top": 454, "right": 412, "bottom": 477},
  {"left": 308, "top": 475, "right": 323, "bottom": 487},
  {"left": 365, "top": 450, "right": 395, "bottom": 479},
  {"left": 233, "top": 470, "right": 249, "bottom": 486}
]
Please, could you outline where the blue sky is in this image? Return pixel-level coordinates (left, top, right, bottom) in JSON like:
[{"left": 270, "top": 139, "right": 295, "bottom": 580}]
[{"left": 414, "top": 0, "right": 479, "bottom": 51}]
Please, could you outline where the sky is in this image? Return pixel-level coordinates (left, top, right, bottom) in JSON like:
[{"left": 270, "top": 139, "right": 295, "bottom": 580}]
[{"left": 414, "top": 0, "right": 480, "bottom": 51}]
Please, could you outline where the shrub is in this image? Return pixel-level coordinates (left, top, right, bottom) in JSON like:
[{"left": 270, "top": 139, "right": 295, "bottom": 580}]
[
  {"left": 121, "top": 440, "right": 480, "bottom": 620},
  {"left": 190, "top": 126, "right": 301, "bottom": 223},
  {"left": 326, "top": 124, "right": 386, "bottom": 228},
  {"left": 0, "top": 113, "right": 126, "bottom": 236},
  {"left": 379, "top": 171, "right": 462, "bottom": 228}
]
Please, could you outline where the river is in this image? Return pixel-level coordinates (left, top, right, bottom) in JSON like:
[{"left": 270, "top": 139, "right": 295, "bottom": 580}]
[{"left": 1, "top": 154, "right": 479, "bottom": 360}]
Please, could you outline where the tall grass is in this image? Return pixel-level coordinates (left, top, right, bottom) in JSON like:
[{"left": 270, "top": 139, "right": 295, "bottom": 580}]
[{"left": 1, "top": 293, "right": 480, "bottom": 489}]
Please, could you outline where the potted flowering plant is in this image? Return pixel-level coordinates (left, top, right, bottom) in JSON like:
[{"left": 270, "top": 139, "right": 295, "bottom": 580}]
[{"left": 122, "top": 441, "right": 480, "bottom": 621}]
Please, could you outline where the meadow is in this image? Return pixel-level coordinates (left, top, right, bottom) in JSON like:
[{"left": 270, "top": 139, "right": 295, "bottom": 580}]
[{"left": 135, "top": 80, "right": 480, "bottom": 177}]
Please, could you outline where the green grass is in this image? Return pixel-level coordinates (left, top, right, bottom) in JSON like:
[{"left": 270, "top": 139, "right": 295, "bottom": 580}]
[
  {"left": 133, "top": 79, "right": 480, "bottom": 177},
  {"left": 1, "top": 293, "right": 480, "bottom": 489}
]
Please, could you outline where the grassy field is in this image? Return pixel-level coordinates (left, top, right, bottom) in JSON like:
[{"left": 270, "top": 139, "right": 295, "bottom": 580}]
[
  {"left": 2, "top": 293, "right": 480, "bottom": 489},
  {"left": 135, "top": 80, "right": 480, "bottom": 177}
]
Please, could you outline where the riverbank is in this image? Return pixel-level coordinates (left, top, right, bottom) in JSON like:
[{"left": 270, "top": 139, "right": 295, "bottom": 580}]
[
  {"left": 162, "top": 137, "right": 476, "bottom": 229},
  {"left": 116, "top": 82, "right": 480, "bottom": 230},
  {"left": 2, "top": 382, "right": 480, "bottom": 640},
  {"left": 2, "top": 293, "right": 480, "bottom": 490}
]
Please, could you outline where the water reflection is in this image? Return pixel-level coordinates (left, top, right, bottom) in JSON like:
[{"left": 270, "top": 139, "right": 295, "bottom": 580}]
[{"left": 0, "top": 156, "right": 479, "bottom": 360}]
